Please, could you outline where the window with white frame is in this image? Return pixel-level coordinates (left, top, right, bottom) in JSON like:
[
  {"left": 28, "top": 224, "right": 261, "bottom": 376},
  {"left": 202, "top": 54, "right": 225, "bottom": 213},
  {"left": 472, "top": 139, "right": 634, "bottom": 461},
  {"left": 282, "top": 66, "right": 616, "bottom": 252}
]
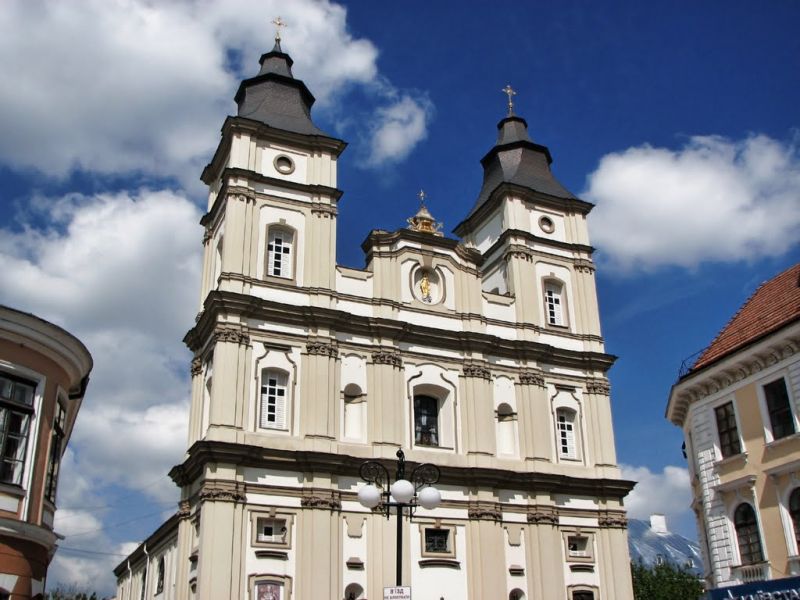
[
  {"left": 544, "top": 281, "right": 566, "bottom": 326},
  {"left": 764, "top": 377, "right": 795, "bottom": 441},
  {"left": 256, "top": 517, "right": 288, "bottom": 544},
  {"left": 0, "top": 372, "right": 36, "bottom": 486},
  {"left": 556, "top": 408, "right": 577, "bottom": 459},
  {"left": 44, "top": 400, "right": 66, "bottom": 503},
  {"left": 260, "top": 369, "right": 288, "bottom": 430},
  {"left": 414, "top": 395, "right": 439, "bottom": 447},
  {"left": 267, "top": 227, "right": 294, "bottom": 279},
  {"left": 715, "top": 401, "right": 742, "bottom": 458},
  {"left": 734, "top": 502, "right": 764, "bottom": 565}
]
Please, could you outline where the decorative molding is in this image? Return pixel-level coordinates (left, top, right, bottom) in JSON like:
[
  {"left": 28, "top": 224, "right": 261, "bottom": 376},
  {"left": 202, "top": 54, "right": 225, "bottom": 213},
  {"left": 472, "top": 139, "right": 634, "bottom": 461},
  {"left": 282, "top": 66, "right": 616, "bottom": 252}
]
[
  {"left": 527, "top": 509, "right": 559, "bottom": 526},
  {"left": 202, "top": 228, "right": 213, "bottom": 244},
  {"left": 300, "top": 492, "right": 341, "bottom": 511},
  {"left": 255, "top": 549, "right": 288, "bottom": 560},
  {"left": 198, "top": 481, "right": 246, "bottom": 504},
  {"left": 585, "top": 378, "right": 611, "bottom": 396},
  {"left": 177, "top": 500, "right": 191, "bottom": 520},
  {"left": 306, "top": 341, "right": 338, "bottom": 358},
  {"left": 371, "top": 350, "right": 403, "bottom": 368},
  {"left": 190, "top": 357, "right": 203, "bottom": 377},
  {"left": 467, "top": 502, "right": 502, "bottom": 521},
  {"left": 213, "top": 326, "right": 250, "bottom": 346},
  {"left": 463, "top": 363, "right": 492, "bottom": 380},
  {"left": 519, "top": 370, "right": 545, "bottom": 387},
  {"left": 310, "top": 203, "right": 337, "bottom": 217},
  {"left": 597, "top": 512, "right": 628, "bottom": 529}
]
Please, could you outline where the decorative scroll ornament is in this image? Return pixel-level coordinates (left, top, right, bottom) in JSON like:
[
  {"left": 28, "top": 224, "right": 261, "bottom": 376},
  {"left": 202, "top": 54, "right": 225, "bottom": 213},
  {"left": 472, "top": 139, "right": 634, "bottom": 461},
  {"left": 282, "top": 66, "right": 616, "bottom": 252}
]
[
  {"left": 586, "top": 379, "right": 611, "bottom": 396},
  {"left": 468, "top": 502, "right": 502, "bottom": 521},
  {"left": 407, "top": 190, "right": 443, "bottom": 236},
  {"left": 306, "top": 341, "right": 338, "bottom": 357},
  {"left": 213, "top": 326, "right": 250, "bottom": 345},
  {"left": 463, "top": 363, "right": 492, "bottom": 380},
  {"left": 300, "top": 492, "right": 341, "bottom": 511},
  {"left": 371, "top": 351, "right": 403, "bottom": 368},
  {"left": 519, "top": 370, "right": 545, "bottom": 387},
  {"left": 190, "top": 357, "right": 203, "bottom": 376},
  {"left": 527, "top": 509, "right": 559, "bottom": 526},
  {"left": 198, "top": 482, "right": 246, "bottom": 504},
  {"left": 177, "top": 500, "right": 191, "bottom": 520},
  {"left": 598, "top": 512, "right": 628, "bottom": 529}
]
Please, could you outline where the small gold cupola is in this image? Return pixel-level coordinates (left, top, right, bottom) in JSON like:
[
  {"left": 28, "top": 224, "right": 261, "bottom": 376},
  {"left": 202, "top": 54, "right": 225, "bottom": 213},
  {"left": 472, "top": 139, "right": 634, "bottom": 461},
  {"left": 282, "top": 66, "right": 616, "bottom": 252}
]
[{"left": 407, "top": 190, "right": 443, "bottom": 236}]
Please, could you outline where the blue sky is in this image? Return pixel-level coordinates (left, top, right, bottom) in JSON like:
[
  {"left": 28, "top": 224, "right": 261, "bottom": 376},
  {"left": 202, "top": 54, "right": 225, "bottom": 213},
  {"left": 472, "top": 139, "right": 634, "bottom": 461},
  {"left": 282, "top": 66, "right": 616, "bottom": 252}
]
[{"left": 0, "top": 0, "right": 798, "bottom": 593}]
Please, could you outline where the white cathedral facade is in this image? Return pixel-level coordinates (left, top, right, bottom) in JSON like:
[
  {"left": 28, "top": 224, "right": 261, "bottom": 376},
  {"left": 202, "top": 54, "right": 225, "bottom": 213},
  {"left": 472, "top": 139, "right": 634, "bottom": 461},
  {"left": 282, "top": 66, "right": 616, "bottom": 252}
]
[{"left": 114, "top": 36, "right": 635, "bottom": 600}]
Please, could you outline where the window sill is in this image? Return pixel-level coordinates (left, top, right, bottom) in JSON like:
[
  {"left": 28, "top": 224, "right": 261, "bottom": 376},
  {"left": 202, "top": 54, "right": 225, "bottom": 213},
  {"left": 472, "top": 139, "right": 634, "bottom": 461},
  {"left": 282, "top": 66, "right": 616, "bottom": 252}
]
[
  {"left": 0, "top": 482, "right": 26, "bottom": 497},
  {"left": 714, "top": 451, "right": 748, "bottom": 471},
  {"left": 765, "top": 432, "right": 800, "bottom": 451},
  {"left": 418, "top": 558, "right": 460, "bottom": 569},
  {"left": 255, "top": 549, "right": 288, "bottom": 560}
]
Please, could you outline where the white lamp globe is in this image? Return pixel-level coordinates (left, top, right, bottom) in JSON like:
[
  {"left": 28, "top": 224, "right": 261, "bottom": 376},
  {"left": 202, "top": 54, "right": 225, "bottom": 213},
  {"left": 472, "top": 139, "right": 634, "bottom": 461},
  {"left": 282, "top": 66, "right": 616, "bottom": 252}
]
[
  {"left": 358, "top": 484, "right": 382, "bottom": 509},
  {"left": 417, "top": 486, "right": 442, "bottom": 510},
  {"left": 390, "top": 479, "right": 415, "bottom": 504}
]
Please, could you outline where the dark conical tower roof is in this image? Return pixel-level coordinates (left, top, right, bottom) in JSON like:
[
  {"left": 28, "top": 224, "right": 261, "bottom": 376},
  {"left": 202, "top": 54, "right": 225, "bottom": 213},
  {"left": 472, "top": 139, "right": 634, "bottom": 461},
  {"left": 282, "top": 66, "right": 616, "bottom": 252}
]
[
  {"left": 233, "top": 40, "right": 329, "bottom": 136},
  {"left": 460, "top": 114, "right": 576, "bottom": 226}
]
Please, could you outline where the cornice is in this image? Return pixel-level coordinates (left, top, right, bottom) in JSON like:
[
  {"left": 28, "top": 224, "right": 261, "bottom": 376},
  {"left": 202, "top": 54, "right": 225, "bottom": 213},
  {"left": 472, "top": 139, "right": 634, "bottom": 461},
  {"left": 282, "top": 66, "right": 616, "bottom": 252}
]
[
  {"left": 361, "top": 228, "right": 482, "bottom": 270},
  {"left": 169, "top": 440, "right": 636, "bottom": 499},
  {"left": 666, "top": 326, "right": 800, "bottom": 426},
  {"left": 185, "top": 291, "right": 617, "bottom": 373},
  {"left": 201, "top": 115, "right": 347, "bottom": 185},
  {"left": 485, "top": 229, "right": 595, "bottom": 264},
  {"left": 453, "top": 182, "right": 595, "bottom": 238}
]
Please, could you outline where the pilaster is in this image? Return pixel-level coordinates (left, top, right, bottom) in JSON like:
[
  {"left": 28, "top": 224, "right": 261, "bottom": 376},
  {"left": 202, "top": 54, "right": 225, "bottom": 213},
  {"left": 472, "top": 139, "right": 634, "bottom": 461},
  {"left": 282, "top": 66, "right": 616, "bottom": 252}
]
[
  {"left": 367, "top": 349, "right": 404, "bottom": 447},
  {"left": 517, "top": 370, "right": 551, "bottom": 464},
  {"left": 209, "top": 326, "right": 250, "bottom": 429},
  {"left": 461, "top": 363, "right": 495, "bottom": 457},
  {"left": 585, "top": 378, "right": 617, "bottom": 466},
  {"left": 299, "top": 340, "right": 339, "bottom": 443},
  {"left": 296, "top": 478, "right": 342, "bottom": 600},
  {"left": 506, "top": 248, "right": 540, "bottom": 329},
  {"left": 525, "top": 507, "right": 564, "bottom": 600},
  {"left": 466, "top": 505, "right": 505, "bottom": 600}
]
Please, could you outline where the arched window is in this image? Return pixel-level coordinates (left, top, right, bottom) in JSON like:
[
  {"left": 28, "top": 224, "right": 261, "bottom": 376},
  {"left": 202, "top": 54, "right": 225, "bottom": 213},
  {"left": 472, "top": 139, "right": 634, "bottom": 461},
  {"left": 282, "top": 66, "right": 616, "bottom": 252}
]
[
  {"left": 344, "top": 583, "right": 364, "bottom": 600},
  {"left": 734, "top": 503, "right": 764, "bottom": 565},
  {"left": 543, "top": 280, "right": 566, "bottom": 326},
  {"left": 260, "top": 369, "right": 288, "bottom": 430},
  {"left": 156, "top": 556, "right": 165, "bottom": 594},
  {"left": 267, "top": 227, "right": 294, "bottom": 278},
  {"left": 556, "top": 408, "right": 577, "bottom": 460},
  {"left": 414, "top": 394, "right": 439, "bottom": 447},
  {"left": 343, "top": 383, "right": 365, "bottom": 441},
  {"left": 509, "top": 589, "right": 526, "bottom": 600},
  {"left": 790, "top": 488, "right": 800, "bottom": 549}
]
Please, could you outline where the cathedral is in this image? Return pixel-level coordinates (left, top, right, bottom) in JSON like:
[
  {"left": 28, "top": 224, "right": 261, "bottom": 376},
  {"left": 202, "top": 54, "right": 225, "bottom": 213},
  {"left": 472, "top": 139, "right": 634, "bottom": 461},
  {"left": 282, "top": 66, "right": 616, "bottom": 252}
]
[{"left": 114, "top": 31, "right": 635, "bottom": 600}]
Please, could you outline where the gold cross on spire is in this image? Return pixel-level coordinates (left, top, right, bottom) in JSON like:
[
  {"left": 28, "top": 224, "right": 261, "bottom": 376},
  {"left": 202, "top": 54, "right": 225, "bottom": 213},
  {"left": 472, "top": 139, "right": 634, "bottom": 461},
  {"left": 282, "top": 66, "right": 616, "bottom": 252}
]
[
  {"left": 501, "top": 84, "right": 517, "bottom": 116},
  {"left": 418, "top": 189, "right": 427, "bottom": 205},
  {"left": 272, "top": 16, "right": 286, "bottom": 42}
]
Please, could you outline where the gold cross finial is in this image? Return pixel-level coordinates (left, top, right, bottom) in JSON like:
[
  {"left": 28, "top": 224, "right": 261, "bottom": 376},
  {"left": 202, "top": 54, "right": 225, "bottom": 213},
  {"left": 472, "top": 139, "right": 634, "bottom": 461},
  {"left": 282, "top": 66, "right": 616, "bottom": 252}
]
[
  {"left": 418, "top": 189, "right": 426, "bottom": 205},
  {"left": 501, "top": 84, "right": 517, "bottom": 116},
  {"left": 272, "top": 16, "right": 286, "bottom": 42}
]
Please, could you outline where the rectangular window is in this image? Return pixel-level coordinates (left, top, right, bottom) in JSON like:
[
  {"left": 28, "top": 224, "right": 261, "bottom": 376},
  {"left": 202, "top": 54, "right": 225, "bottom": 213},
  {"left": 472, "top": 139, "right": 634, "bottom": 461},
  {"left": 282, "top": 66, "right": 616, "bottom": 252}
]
[
  {"left": 424, "top": 528, "right": 450, "bottom": 554},
  {"left": 44, "top": 401, "right": 66, "bottom": 503},
  {"left": 256, "top": 517, "right": 287, "bottom": 544},
  {"left": 568, "top": 535, "right": 590, "bottom": 558},
  {"left": 557, "top": 410, "right": 577, "bottom": 459},
  {"left": 715, "top": 401, "right": 742, "bottom": 458},
  {"left": 254, "top": 581, "right": 283, "bottom": 600},
  {"left": 414, "top": 395, "right": 439, "bottom": 447},
  {"left": 764, "top": 378, "right": 795, "bottom": 440},
  {"left": 544, "top": 283, "right": 564, "bottom": 326},
  {"left": 267, "top": 229, "right": 293, "bottom": 278},
  {"left": 0, "top": 373, "right": 35, "bottom": 486},
  {"left": 260, "top": 371, "right": 287, "bottom": 430}
]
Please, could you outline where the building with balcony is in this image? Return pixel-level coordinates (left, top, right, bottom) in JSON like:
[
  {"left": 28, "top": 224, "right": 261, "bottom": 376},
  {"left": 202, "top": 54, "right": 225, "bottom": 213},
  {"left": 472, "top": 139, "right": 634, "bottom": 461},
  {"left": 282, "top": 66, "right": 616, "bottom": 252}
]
[
  {"left": 0, "top": 305, "right": 93, "bottom": 598},
  {"left": 113, "top": 33, "right": 635, "bottom": 600},
  {"left": 667, "top": 263, "right": 800, "bottom": 592}
]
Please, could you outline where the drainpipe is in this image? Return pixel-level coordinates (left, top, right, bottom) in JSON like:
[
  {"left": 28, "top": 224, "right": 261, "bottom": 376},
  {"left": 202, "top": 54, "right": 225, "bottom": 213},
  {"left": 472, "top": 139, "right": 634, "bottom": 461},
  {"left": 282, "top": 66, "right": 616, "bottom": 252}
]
[
  {"left": 143, "top": 544, "right": 149, "bottom": 599},
  {"left": 127, "top": 559, "right": 132, "bottom": 600}
]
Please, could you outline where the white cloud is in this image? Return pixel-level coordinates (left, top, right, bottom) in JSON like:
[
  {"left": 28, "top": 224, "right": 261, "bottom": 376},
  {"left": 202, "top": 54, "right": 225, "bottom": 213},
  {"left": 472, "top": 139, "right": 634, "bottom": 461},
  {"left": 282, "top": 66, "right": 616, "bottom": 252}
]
[
  {"left": 586, "top": 134, "right": 800, "bottom": 272},
  {"left": 621, "top": 464, "right": 693, "bottom": 529},
  {"left": 364, "top": 92, "right": 433, "bottom": 167},
  {"left": 0, "top": 0, "right": 427, "bottom": 180}
]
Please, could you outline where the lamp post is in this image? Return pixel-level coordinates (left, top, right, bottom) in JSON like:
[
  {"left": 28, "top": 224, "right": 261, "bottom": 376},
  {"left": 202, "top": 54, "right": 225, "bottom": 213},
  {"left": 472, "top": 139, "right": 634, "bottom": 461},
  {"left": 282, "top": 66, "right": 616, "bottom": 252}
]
[{"left": 357, "top": 449, "right": 442, "bottom": 586}]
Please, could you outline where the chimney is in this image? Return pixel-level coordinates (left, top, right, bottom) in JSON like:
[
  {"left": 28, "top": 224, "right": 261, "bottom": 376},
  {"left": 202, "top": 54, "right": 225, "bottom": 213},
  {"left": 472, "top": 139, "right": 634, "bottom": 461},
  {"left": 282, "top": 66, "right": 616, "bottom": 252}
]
[{"left": 650, "top": 514, "right": 668, "bottom": 534}]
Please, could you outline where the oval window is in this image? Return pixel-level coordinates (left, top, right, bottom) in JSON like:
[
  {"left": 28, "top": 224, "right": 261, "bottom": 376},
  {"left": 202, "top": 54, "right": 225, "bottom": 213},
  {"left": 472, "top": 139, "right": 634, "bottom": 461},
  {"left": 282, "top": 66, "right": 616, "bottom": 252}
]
[
  {"left": 538, "top": 216, "right": 555, "bottom": 234},
  {"left": 274, "top": 155, "right": 295, "bottom": 175}
]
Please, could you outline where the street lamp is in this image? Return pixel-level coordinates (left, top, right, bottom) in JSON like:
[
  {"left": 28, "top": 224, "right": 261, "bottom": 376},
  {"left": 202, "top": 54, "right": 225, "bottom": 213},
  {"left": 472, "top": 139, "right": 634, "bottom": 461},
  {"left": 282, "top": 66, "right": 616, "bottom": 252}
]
[{"left": 357, "top": 448, "right": 442, "bottom": 586}]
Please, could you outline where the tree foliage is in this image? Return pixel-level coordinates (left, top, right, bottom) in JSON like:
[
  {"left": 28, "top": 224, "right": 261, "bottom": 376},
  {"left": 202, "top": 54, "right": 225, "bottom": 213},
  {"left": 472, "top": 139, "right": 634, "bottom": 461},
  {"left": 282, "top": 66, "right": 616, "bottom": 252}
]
[
  {"left": 631, "top": 560, "right": 705, "bottom": 600},
  {"left": 45, "top": 584, "right": 101, "bottom": 600}
]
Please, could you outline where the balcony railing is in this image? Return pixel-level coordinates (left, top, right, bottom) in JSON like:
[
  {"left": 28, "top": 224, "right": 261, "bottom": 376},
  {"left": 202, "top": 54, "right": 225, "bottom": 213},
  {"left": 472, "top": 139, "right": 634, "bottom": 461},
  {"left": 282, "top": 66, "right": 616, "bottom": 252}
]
[{"left": 731, "top": 561, "right": 770, "bottom": 583}]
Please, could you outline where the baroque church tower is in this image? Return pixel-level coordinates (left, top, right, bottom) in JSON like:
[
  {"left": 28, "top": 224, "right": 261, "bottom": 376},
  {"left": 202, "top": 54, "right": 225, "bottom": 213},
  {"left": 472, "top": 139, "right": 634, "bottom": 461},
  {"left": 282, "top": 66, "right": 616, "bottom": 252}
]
[{"left": 115, "top": 34, "right": 635, "bottom": 600}]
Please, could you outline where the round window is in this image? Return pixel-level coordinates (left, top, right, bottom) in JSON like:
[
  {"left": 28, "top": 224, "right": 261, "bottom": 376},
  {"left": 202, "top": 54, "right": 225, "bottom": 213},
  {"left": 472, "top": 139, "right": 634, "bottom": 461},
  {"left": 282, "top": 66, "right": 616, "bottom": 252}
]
[
  {"left": 273, "top": 155, "right": 295, "bottom": 175},
  {"left": 538, "top": 216, "right": 555, "bottom": 234}
]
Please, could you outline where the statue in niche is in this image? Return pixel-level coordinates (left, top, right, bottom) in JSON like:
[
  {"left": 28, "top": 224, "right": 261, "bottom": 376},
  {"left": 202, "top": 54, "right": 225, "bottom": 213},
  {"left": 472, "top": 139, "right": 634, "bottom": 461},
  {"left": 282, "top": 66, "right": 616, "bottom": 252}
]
[{"left": 419, "top": 270, "right": 432, "bottom": 303}]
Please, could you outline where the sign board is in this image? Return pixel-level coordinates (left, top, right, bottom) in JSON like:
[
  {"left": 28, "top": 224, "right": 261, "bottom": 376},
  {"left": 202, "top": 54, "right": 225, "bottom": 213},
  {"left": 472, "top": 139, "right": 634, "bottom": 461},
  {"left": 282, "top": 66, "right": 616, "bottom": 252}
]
[
  {"left": 705, "top": 575, "right": 800, "bottom": 599},
  {"left": 384, "top": 586, "right": 411, "bottom": 600}
]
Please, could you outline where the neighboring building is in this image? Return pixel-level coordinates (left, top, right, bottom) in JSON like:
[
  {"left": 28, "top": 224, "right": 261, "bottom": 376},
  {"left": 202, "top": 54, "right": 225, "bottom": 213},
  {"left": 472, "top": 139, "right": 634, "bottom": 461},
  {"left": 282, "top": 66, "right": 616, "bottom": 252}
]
[
  {"left": 667, "top": 263, "right": 800, "bottom": 591},
  {"left": 114, "top": 34, "right": 635, "bottom": 600},
  {"left": 627, "top": 515, "right": 703, "bottom": 575},
  {"left": 0, "top": 305, "right": 93, "bottom": 598}
]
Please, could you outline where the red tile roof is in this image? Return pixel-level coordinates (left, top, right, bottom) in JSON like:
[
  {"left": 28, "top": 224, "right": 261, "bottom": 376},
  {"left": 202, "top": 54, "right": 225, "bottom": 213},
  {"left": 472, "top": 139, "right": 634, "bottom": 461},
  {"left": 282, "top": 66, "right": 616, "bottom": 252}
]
[{"left": 690, "top": 263, "right": 800, "bottom": 373}]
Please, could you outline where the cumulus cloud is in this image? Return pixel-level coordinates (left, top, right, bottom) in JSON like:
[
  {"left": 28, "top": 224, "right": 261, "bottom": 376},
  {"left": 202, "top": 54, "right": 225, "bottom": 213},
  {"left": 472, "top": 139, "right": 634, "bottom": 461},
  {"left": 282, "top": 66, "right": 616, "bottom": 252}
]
[
  {"left": 364, "top": 92, "right": 434, "bottom": 167},
  {"left": 622, "top": 464, "right": 694, "bottom": 532},
  {"left": 586, "top": 134, "right": 800, "bottom": 272},
  {"left": 0, "top": 0, "right": 427, "bottom": 180}
]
